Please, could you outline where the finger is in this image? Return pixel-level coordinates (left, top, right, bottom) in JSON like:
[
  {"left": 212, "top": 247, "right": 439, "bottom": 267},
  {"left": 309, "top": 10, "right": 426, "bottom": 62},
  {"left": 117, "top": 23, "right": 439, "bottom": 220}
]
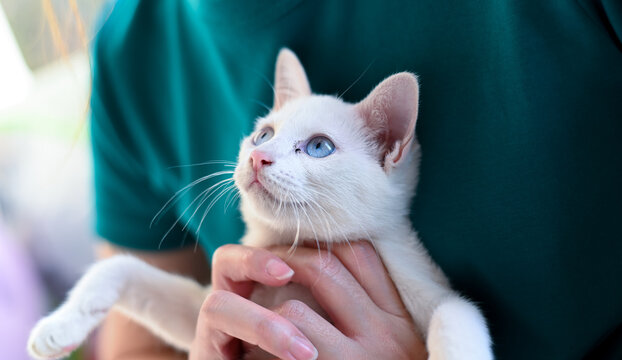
[
  {"left": 200, "top": 290, "right": 318, "bottom": 360},
  {"left": 212, "top": 244, "right": 294, "bottom": 297},
  {"left": 271, "top": 247, "right": 380, "bottom": 336},
  {"left": 272, "top": 299, "right": 354, "bottom": 360},
  {"left": 330, "top": 241, "right": 408, "bottom": 317}
]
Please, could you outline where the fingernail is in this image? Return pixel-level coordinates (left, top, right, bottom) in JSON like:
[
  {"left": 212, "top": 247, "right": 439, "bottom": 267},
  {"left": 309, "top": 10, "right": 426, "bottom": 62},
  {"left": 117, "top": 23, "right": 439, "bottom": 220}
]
[
  {"left": 266, "top": 259, "right": 294, "bottom": 280},
  {"left": 289, "top": 336, "right": 318, "bottom": 360}
]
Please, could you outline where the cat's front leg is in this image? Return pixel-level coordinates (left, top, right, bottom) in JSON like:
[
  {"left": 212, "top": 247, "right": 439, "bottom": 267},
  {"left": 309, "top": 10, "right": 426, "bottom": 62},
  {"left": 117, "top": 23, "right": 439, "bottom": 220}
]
[
  {"left": 28, "top": 255, "right": 207, "bottom": 359},
  {"left": 374, "top": 235, "right": 493, "bottom": 360}
]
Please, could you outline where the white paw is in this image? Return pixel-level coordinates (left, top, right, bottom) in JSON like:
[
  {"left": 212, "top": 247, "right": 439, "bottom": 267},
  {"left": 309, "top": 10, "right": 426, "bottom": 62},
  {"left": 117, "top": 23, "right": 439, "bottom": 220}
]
[
  {"left": 28, "top": 293, "right": 117, "bottom": 359},
  {"left": 28, "top": 283, "right": 121, "bottom": 359},
  {"left": 28, "top": 313, "right": 88, "bottom": 360},
  {"left": 427, "top": 298, "right": 493, "bottom": 360}
]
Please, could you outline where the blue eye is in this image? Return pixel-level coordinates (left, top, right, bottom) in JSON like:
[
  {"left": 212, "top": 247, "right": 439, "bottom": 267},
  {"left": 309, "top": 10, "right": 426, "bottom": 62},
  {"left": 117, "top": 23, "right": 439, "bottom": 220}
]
[
  {"left": 305, "top": 136, "right": 335, "bottom": 158},
  {"left": 253, "top": 127, "right": 274, "bottom": 145}
]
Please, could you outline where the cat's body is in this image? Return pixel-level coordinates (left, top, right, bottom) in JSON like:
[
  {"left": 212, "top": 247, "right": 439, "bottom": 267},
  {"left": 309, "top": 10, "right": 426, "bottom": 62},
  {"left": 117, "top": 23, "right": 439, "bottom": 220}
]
[{"left": 28, "top": 49, "right": 493, "bottom": 360}]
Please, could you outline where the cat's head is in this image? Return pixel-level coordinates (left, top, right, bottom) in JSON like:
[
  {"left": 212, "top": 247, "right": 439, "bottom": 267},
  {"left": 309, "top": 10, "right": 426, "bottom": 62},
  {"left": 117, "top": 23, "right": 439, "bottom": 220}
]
[{"left": 234, "top": 49, "right": 420, "bottom": 240}]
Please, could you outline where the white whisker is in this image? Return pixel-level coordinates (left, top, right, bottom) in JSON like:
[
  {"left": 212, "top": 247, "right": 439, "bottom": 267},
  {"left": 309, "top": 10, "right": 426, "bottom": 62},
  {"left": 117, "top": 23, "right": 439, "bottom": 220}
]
[
  {"left": 338, "top": 58, "right": 376, "bottom": 99},
  {"left": 167, "top": 160, "right": 236, "bottom": 170},
  {"left": 296, "top": 197, "right": 320, "bottom": 254},
  {"left": 151, "top": 170, "right": 234, "bottom": 228},
  {"left": 223, "top": 188, "right": 241, "bottom": 213},
  {"left": 182, "top": 178, "right": 235, "bottom": 231},
  {"left": 204, "top": 184, "right": 238, "bottom": 217},
  {"left": 195, "top": 183, "right": 238, "bottom": 237},
  {"left": 250, "top": 99, "right": 271, "bottom": 113},
  {"left": 158, "top": 178, "right": 229, "bottom": 249},
  {"left": 287, "top": 192, "right": 302, "bottom": 257}
]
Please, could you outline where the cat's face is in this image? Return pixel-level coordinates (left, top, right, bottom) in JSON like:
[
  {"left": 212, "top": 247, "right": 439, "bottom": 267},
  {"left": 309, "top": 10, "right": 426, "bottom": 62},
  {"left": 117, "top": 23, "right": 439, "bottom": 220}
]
[
  {"left": 234, "top": 96, "right": 382, "bottom": 234},
  {"left": 233, "top": 49, "right": 420, "bottom": 239}
]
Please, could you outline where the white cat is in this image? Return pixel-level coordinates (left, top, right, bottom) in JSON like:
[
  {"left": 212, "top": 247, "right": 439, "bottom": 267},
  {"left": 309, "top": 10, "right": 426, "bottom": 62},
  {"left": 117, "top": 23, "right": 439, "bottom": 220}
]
[{"left": 28, "top": 49, "right": 493, "bottom": 360}]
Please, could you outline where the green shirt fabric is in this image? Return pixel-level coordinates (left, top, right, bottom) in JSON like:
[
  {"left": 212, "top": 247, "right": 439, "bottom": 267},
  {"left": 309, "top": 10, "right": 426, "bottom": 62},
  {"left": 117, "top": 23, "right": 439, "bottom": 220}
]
[{"left": 90, "top": 1, "right": 622, "bottom": 358}]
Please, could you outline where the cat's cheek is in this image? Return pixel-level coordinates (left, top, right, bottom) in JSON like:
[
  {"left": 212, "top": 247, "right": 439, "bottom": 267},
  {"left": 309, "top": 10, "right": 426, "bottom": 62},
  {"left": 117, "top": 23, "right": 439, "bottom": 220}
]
[{"left": 234, "top": 161, "right": 254, "bottom": 182}]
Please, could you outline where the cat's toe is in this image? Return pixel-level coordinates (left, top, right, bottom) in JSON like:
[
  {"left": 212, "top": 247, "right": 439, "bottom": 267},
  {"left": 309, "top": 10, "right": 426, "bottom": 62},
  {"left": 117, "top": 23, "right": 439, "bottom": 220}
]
[{"left": 28, "top": 317, "right": 84, "bottom": 360}]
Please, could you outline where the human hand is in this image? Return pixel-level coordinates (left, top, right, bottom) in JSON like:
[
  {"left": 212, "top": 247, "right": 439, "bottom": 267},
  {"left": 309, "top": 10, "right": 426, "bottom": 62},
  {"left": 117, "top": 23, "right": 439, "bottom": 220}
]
[
  {"left": 189, "top": 242, "right": 426, "bottom": 360},
  {"left": 267, "top": 241, "right": 427, "bottom": 360},
  {"left": 189, "top": 244, "right": 318, "bottom": 360}
]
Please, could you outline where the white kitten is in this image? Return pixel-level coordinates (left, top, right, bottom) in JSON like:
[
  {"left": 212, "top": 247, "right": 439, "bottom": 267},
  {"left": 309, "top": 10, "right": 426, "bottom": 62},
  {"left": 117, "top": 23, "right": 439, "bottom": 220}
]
[{"left": 28, "top": 49, "right": 493, "bottom": 360}]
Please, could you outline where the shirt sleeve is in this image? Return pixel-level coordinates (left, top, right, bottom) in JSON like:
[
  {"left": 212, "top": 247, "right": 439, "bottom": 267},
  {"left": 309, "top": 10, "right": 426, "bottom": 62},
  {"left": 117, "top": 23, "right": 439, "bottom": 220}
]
[{"left": 90, "top": 1, "right": 188, "bottom": 250}]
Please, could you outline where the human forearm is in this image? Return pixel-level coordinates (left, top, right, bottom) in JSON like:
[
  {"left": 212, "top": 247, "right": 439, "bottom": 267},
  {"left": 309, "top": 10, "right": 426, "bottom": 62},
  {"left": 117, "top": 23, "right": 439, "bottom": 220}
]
[{"left": 97, "top": 310, "right": 186, "bottom": 360}]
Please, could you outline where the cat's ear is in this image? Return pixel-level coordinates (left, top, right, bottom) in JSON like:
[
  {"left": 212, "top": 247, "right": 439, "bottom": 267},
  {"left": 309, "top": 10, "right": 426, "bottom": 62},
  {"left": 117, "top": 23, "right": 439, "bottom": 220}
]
[
  {"left": 273, "top": 48, "right": 311, "bottom": 110},
  {"left": 355, "top": 72, "right": 419, "bottom": 173}
]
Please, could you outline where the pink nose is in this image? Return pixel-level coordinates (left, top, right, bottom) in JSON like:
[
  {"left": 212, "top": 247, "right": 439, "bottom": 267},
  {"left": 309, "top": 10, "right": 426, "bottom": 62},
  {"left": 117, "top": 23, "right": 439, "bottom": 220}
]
[{"left": 250, "top": 150, "right": 273, "bottom": 171}]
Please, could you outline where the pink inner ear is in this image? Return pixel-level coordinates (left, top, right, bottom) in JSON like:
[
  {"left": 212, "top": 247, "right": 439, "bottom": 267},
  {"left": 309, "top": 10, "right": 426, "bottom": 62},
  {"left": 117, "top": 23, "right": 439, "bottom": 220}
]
[{"left": 355, "top": 72, "right": 419, "bottom": 164}]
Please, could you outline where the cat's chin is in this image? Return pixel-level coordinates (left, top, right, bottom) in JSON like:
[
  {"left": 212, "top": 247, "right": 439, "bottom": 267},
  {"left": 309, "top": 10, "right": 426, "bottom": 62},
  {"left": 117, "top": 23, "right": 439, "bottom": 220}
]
[
  {"left": 246, "top": 181, "right": 281, "bottom": 206},
  {"left": 243, "top": 182, "right": 303, "bottom": 226}
]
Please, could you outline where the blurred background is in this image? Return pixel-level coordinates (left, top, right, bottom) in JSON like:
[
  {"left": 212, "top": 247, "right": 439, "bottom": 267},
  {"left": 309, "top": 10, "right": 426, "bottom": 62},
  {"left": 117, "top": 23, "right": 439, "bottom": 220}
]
[{"left": 0, "top": 1, "right": 111, "bottom": 359}]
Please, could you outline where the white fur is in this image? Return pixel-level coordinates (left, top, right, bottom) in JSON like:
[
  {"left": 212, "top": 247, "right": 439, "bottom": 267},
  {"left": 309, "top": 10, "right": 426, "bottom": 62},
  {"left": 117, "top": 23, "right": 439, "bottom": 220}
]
[
  {"left": 427, "top": 298, "right": 492, "bottom": 360},
  {"left": 28, "top": 256, "right": 206, "bottom": 358},
  {"left": 28, "top": 49, "right": 493, "bottom": 360}
]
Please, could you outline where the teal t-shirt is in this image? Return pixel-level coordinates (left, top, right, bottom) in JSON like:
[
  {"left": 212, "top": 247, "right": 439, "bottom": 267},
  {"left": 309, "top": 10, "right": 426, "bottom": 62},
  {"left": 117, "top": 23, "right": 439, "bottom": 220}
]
[{"left": 90, "top": 1, "right": 622, "bottom": 358}]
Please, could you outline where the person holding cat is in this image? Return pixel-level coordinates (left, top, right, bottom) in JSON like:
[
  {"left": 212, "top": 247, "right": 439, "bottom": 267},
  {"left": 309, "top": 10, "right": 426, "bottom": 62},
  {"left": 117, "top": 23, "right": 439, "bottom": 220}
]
[
  {"left": 78, "top": 1, "right": 622, "bottom": 359},
  {"left": 31, "top": 48, "right": 489, "bottom": 359}
]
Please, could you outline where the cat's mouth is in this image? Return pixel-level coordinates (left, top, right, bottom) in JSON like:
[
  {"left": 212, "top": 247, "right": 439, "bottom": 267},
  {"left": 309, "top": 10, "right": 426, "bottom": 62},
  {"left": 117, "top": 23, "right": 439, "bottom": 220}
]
[{"left": 247, "top": 178, "right": 279, "bottom": 203}]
